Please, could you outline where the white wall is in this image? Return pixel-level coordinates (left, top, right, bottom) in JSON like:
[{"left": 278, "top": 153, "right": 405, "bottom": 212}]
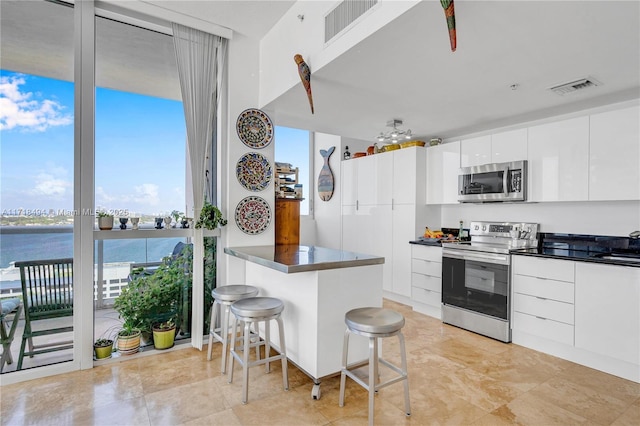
[
  {"left": 312, "top": 132, "right": 342, "bottom": 249},
  {"left": 441, "top": 201, "right": 640, "bottom": 237},
  {"left": 259, "top": 0, "right": 420, "bottom": 107}
]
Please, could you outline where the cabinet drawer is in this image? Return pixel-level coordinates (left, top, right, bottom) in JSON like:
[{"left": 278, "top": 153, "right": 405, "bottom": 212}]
[
  {"left": 512, "top": 256, "right": 574, "bottom": 282},
  {"left": 513, "top": 311, "right": 574, "bottom": 345},
  {"left": 411, "top": 245, "right": 442, "bottom": 262},
  {"left": 412, "top": 286, "right": 441, "bottom": 306},
  {"left": 412, "top": 273, "right": 441, "bottom": 292},
  {"left": 513, "top": 293, "right": 574, "bottom": 324},
  {"left": 411, "top": 258, "right": 441, "bottom": 277},
  {"left": 513, "top": 275, "right": 574, "bottom": 303}
]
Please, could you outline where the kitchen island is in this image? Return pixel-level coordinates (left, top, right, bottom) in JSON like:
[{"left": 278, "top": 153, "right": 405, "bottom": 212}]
[{"left": 224, "top": 245, "right": 384, "bottom": 399}]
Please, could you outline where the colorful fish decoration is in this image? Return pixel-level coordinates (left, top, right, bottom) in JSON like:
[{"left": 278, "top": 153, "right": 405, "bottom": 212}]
[
  {"left": 318, "top": 147, "right": 335, "bottom": 201},
  {"left": 441, "top": 0, "right": 457, "bottom": 52},
  {"left": 294, "top": 54, "right": 314, "bottom": 114}
]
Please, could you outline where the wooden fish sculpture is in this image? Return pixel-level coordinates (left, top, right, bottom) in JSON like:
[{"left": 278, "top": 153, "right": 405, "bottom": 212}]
[
  {"left": 318, "top": 147, "right": 335, "bottom": 201},
  {"left": 294, "top": 54, "right": 314, "bottom": 114},
  {"left": 441, "top": 0, "right": 457, "bottom": 52}
]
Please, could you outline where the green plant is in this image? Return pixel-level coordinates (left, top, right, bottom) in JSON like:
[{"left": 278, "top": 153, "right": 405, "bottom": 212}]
[
  {"left": 114, "top": 245, "right": 192, "bottom": 334},
  {"left": 94, "top": 338, "right": 113, "bottom": 347},
  {"left": 195, "top": 201, "right": 227, "bottom": 230},
  {"left": 153, "top": 319, "right": 175, "bottom": 331},
  {"left": 171, "top": 210, "right": 183, "bottom": 222},
  {"left": 97, "top": 211, "right": 113, "bottom": 218}
]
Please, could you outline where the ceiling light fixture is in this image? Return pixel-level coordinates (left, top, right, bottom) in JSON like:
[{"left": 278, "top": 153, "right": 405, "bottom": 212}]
[{"left": 376, "top": 119, "right": 412, "bottom": 144}]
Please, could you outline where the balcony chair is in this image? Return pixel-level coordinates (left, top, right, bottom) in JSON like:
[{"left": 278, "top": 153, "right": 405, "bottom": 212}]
[
  {"left": 15, "top": 258, "right": 74, "bottom": 370},
  {"left": 1, "top": 298, "right": 23, "bottom": 372}
]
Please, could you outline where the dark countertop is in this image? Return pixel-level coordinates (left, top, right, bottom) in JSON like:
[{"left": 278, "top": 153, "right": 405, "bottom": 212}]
[
  {"left": 224, "top": 245, "right": 385, "bottom": 273},
  {"left": 511, "top": 233, "right": 640, "bottom": 268},
  {"left": 409, "top": 239, "right": 443, "bottom": 247}
]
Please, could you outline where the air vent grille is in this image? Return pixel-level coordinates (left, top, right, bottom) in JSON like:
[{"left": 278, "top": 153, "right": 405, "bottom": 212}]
[
  {"left": 325, "top": 0, "right": 378, "bottom": 43},
  {"left": 548, "top": 77, "right": 602, "bottom": 96}
]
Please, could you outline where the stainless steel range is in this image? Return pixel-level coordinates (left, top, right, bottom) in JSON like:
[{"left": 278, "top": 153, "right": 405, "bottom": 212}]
[{"left": 441, "top": 221, "right": 539, "bottom": 342}]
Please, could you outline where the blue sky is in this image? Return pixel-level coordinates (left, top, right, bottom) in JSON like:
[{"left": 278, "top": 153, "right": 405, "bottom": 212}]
[
  {"left": 1, "top": 70, "right": 311, "bottom": 217},
  {"left": 1, "top": 70, "right": 186, "bottom": 216}
]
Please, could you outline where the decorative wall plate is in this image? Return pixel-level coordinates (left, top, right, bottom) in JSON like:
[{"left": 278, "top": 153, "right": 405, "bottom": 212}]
[
  {"left": 236, "top": 108, "right": 274, "bottom": 149},
  {"left": 235, "top": 196, "right": 271, "bottom": 235},
  {"left": 236, "top": 152, "right": 272, "bottom": 192}
]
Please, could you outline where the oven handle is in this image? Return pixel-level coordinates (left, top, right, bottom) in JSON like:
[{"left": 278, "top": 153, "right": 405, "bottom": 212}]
[
  {"left": 503, "top": 166, "right": 509, "bottom": 195},
  {"left": 443, "top": 249, "right": 510, "bottom": 265}
]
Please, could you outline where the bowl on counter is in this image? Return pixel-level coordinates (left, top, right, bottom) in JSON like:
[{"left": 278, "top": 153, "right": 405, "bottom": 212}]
[
  {"left": 352, "top": 152, "right": 367, "bottom": 158},
  {"left": 381, "top": 144, "right": 400, "bottom": 152},
  {"left": 400, "top": 140, "right": 426, "bottom": 148}
]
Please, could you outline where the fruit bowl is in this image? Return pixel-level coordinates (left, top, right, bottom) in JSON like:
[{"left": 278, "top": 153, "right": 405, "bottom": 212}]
[{"left": 400, "top": 140, "right": 426, "bottom": 148}]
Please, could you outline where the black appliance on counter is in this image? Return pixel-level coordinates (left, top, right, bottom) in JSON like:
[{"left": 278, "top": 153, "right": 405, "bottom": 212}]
[{"left": 441, "top": 221, "right": 539, "bottom": 342}]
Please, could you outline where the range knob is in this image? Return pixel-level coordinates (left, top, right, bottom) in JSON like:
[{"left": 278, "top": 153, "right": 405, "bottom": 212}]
[
  {"left": 474, "top": 224, "right": 479, "bottom": 230},
  {"left": 482, "top": 225, "right": 487, "bottom": 231}
]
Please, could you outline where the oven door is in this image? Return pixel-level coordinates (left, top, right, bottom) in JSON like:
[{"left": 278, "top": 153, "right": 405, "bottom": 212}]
[{"left": 442, "top": 249, "right": 510, "bottom": 320}]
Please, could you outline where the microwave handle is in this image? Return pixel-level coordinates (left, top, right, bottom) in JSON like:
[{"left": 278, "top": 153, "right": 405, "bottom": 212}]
[{"left": 503, "top": 167, "right": 509, "bottom": 194}]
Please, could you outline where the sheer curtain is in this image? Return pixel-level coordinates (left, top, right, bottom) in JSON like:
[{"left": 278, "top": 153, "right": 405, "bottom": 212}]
[{"left": 172, "top": 23, "right": 227, "bottom": 349}]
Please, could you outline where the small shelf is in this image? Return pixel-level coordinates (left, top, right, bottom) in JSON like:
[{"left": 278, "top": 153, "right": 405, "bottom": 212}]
[
  {"left": 275, "top": 164, "right": 301, "bottom": 199},
  {"left": 93, "top": 227, "right": 220, "bottom": 240}
]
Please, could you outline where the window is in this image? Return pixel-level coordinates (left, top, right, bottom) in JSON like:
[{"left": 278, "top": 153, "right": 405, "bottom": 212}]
[{"left": 274, "top": 126, "right": 311, "bottom": 215}]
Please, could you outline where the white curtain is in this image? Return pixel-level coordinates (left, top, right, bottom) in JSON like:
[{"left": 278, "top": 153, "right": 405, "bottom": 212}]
[{"left": 172, "top": 23, "right": 227, "bottom": 349}]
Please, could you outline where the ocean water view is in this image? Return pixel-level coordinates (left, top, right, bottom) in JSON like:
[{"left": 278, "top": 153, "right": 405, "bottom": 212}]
[{"left": 0, "top": 227, "right": 184, "bottom": 291}]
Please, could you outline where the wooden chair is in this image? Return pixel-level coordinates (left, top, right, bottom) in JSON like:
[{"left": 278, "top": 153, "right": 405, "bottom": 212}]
[
  {"left": 16, "top": 258, "right": 74, "bottom": 370},
  {"left": 1, "top": 298, "right": 23, "bottom": 372}
]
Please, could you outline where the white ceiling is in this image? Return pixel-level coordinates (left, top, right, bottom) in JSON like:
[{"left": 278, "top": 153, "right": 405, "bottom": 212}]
[{"left": 2, "top": 0, "right": 639, "bottom": 142}]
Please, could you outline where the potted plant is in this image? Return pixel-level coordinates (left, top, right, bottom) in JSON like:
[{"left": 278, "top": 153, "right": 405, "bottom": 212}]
[
  {"left": 94, "top": 338, "right": 114, "bottom": 360},
  {"left": 152, "top": 319, "right": 176, "bottom": 350},
  {"left": 171, "top": 210, "right": 183, "bottom": 228},
  {"left": 195, "top": 201, "right": 227, "bottom": 230},
  {"left": 97, "top": 211, "right": 114, "bottom": 230},
  {"left": 115, "top": 321, "right": 141, "bottom": 355}
]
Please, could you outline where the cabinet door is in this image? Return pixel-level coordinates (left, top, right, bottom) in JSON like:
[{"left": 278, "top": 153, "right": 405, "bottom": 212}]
[
  {"left": 460, "top": 135, "right": 491, "bottom": 167},
  {"left": 575, "top": 263, "right": 640, "bottom": 365},
  {"left": 589, "top": 105, "right": 640, "bottom": 201},
  {"left": 527, "top": 116, "right": 589, "bottom": 201},
  {"left": 356, "top": 154, "right": 392, "bottom": 206},
  {"left": 426, "top": 141, "right": 460, "bottom": 204},
  {"left": 491, "top": 128, "right": 528, "bottom": 163},
  {"left": 392, "top": 147, "right": 419, "bottom": 205},
  {"left": 341, "top": 159, "right": 358, "bottom": 206},
  {"left": 391, "top": 204, "right": 415, "bottom": 297},
  {"left": 341, "top": 205, "right": 359, "bottom": 252}
]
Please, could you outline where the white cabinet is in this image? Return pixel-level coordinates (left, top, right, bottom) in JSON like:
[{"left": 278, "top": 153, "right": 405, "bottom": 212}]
[
  {"left": 589, "top": 105, "right": 640, "bottom": 201},
  {"left": 426, "top": 141, "right": 460, "bottom": 204},
  {"left": 341, "top": 148, "right": 426, "bottom": 300},
  {"left": 491, "top": 128, "right": 528, "bottom": 164},
  {"left": 411, "top": 244, "right": 442, "bottom": 319},
  {"left": 460, "top": 135, "right": 491, "bottom": 167},
  {"left": 460, "top": 129, "right": 528, "bottom": 167},
  {"left": 575, "top": 263, "right": 640, "bottom": 366},
  {"left": 512, "top": 256, "right": 575, "bottom": 345},
  {"left": 527, "top": 116, "right": 589, "bottom": 202}
]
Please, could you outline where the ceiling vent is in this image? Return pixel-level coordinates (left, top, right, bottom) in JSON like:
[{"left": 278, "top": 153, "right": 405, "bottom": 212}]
[
  {"left": 325, "top": 0, "right": 378, "bottom": 43},
  {"left": 548, "top": 77, "right": 602, "bottom": 96}
]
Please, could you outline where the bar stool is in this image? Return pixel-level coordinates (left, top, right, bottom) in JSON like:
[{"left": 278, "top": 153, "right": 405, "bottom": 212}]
[
  {"left": 339, "top": 307, "right": 411, "bottom": 426},
  {"left": 227, "top": 297, "right": 289, "bottom": 404},
  {"left": 207, "top": 285, "right": 259, "bottom": 374}
]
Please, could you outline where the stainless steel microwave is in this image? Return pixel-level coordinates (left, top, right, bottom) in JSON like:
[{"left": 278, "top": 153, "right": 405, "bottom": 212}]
[{"left": 458, "top": 160, "right": 527, "bottom": 202}]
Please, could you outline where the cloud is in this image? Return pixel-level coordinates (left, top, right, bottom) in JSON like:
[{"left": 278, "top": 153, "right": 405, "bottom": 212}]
[
  {"left": 0, "top": 75, "right": 73, "bottom": 131},
  {"left": 134, "top": 184, "right": 160, "bottom": 206},
  {"left": 30, "top": 165, "right": 72, "bottom": 199}
]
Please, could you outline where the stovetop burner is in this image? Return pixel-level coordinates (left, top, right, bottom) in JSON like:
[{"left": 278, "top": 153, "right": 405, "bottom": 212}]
[{"left": 445, "top": 221, "right": 539, "bottom": 253}]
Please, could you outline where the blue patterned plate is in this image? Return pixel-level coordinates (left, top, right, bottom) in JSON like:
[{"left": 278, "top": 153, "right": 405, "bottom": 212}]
[{"left": 236, "top": 152, "right": 272, "bottom": 192}]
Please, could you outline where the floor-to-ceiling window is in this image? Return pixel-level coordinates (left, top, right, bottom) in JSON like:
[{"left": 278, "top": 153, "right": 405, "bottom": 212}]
[{"left": 0, "top": 0, "right": 75, "bottom": 374}]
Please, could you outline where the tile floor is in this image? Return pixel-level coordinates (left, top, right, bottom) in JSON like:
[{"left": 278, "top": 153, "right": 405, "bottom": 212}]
[{"left": 1, "top": 299, "right": 639, "bottom": 425}]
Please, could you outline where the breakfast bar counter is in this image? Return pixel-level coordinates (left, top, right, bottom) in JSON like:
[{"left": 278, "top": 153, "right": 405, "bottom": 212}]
[{"left": 224, "top": 245, "right": 385, "bottom": 399}]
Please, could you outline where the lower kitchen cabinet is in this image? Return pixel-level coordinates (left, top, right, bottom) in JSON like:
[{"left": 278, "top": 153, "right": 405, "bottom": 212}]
[
  {"left": 512, "top": 255, "right": 640, "bottom": 383},
  {"left": 411, "top": 244, "right": 442, "bottom": 319},
  {"left": 575, "top": 262, "right": 640, "bottom": 367}
]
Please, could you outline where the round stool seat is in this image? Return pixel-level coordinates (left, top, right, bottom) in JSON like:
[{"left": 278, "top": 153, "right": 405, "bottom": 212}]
[
  {"left": 212, "top": 285, "right": 259, "bottom": 302},
  {"left": 345, "top": 307, "right": 405, "bottom": 335},
  {"left": 231, "top": 297, "right": 284, "bottom": 318}
]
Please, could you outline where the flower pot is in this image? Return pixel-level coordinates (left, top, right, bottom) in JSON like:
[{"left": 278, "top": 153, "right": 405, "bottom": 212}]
[
  {"left": 117, "top": 330, "right": 141, "bottom": 355},
  {"left": 94, "top": 341, "right": 113, "bottom": 360},
  {"left": 98, "top": 216, "right": 114, "bottom": 230},
  {"left": 152, "top": 325, "right": 176, "bottom": 350}
]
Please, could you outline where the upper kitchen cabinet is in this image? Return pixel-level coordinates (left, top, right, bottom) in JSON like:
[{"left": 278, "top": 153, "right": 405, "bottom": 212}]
[
  {"left": 460, "top": 135, "right": 491, "bottom": 167},
  {"left": 460, "top": 129, "right": 528, "bottom": 167},
  {"left": 341, "top": 158, "right": 358, "bottom": 206},
  {"left": 527, "top": 116, "right": 589, "bottom": 202},
  {"left": 393, "top": 147, "right": 426, "bottom": 205},
  {"left": 589, "top": 105, "right": 640, "bottom": 201},
  {"left": 427, "top": 141, "right": 460, "bottom": 204},
  {"left": 341, "top": 153, "right": 392, "bottom": 206}
]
